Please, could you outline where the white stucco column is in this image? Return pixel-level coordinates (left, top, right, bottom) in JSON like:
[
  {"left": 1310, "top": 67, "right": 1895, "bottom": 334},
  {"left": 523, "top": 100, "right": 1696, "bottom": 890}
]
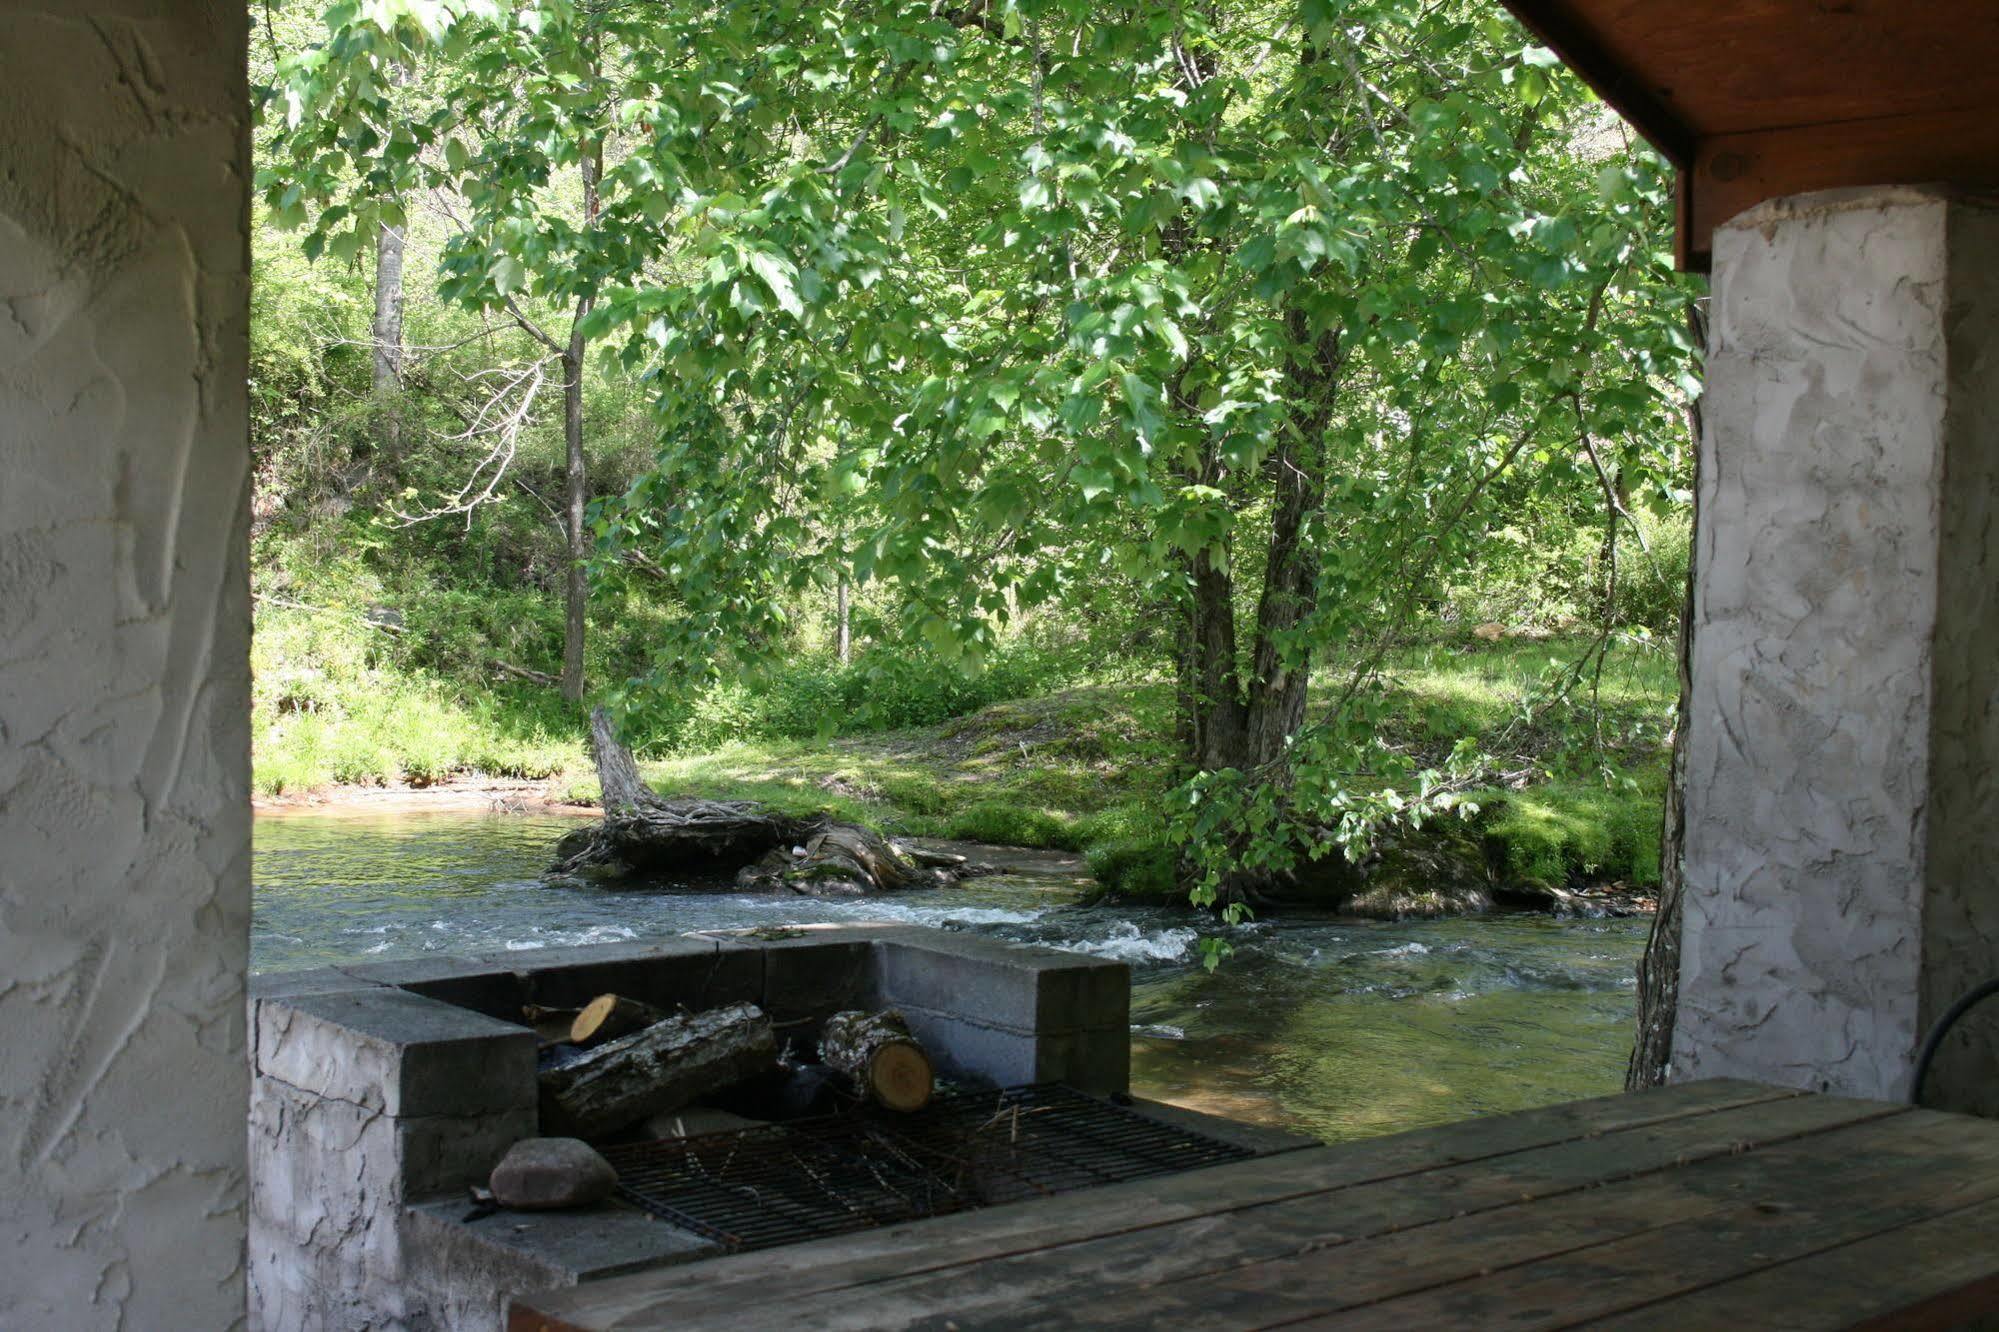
[
  {"left": 1674, "top": 185, "right": 1999, "bottom": 1114},
  {"left": 0, "top": 4, "right": 252, "bottom": 1327}
]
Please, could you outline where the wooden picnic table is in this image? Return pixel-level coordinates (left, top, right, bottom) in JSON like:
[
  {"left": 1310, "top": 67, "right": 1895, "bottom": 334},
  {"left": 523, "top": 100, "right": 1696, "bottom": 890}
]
[{"left": 508, "top": 1078, "right": 1999, "bottom": 1330}]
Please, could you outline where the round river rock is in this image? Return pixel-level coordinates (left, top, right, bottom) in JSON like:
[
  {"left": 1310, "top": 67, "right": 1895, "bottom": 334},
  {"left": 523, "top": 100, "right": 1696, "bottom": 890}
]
[{"left": 489, "top": 1137, "right": 617, "bottom": 1210}]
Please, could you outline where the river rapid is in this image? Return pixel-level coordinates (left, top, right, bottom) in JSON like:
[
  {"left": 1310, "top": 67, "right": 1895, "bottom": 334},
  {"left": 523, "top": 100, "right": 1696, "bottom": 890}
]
[{"left": 253, "top": 811, "right": 1647, "bottom": 1143}]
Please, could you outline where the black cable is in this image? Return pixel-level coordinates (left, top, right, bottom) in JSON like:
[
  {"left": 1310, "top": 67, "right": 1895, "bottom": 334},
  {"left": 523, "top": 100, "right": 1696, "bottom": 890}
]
[{"left": 1910, "top": 977, "right": 1999, "bottom": 1106}]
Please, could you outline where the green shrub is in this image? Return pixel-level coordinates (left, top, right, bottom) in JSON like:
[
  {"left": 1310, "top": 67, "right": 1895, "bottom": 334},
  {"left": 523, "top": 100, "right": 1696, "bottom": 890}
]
[
  {"left": 1076, "top": 802, "right": 1180, "bottom": 899},
  {"left": 1612, "top": 512, "right": 1691, "bottom": 637},
  {"left": 942, "top": 801, "right": 1080, "bottom": 850},
  {"left": 1086, "top": 837, "right": 1179, "bottom": 899},
  {"left": 1482, "top": 774, "right": 1664, "bottom": 887}
]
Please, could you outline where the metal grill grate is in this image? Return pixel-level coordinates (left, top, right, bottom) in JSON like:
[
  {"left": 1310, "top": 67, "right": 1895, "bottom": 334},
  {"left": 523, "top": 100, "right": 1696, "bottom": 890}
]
[{"left": 599, "top": 1084, "right": 1255, "bottom": 1254}]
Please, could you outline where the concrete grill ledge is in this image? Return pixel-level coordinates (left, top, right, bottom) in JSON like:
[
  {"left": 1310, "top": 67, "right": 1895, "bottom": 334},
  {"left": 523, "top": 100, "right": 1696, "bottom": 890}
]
[{"left": 245, "top": 925, "right": 1179, "bottom": 1330}]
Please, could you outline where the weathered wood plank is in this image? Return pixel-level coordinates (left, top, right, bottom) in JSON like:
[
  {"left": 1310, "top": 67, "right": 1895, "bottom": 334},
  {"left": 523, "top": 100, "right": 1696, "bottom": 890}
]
[
  {"left": 690, "top": 1093, "right": 1903, "bottom": 1332},
  {"left": 1589, "top": 1194, "right": 1999, "bottom": 1332},
  {"left": 1039, "top": 1107, "right": 1999, "bottom": 1332},
  {"left": 509, "top": 1084, "right": 1864, "bottom": 1331},
  {"left": 1287, "top": 1111, "right": 1999, "bottom": 1331},
  {"left": 510, "top": 1080, "right": 1795, "bottom": 1328}
]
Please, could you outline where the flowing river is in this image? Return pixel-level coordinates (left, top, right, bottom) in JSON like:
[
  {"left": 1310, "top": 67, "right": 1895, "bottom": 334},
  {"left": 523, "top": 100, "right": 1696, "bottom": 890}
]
[{"left": 254, "top": 810, "right": 1648, "bottom": 1143}]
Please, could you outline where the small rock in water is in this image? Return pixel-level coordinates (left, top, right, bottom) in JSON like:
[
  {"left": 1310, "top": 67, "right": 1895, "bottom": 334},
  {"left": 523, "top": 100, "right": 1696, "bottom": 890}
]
[{"left": 489, "top": 1137, "right": 616, "bottom": 1210}]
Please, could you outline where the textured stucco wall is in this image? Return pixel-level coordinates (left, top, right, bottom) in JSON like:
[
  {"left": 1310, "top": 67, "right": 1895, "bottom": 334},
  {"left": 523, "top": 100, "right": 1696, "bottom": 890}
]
[
  {"left": 0, "top": 4, "right": 252, "bottom": 1327},
  {"left": 1675, "top": 186, "right": 1999, "bottom": 1106},
  {"left": 1922, "top": 199, "right": 1999, "bottom": 1115}
]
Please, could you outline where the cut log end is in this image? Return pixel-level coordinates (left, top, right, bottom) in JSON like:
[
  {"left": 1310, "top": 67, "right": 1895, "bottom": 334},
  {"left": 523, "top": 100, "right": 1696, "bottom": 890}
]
[
  {"left": 570, "top": 993, "right": 667, "bottom": 1048},
  {"left": 819, "top": 1009, "right": 935, "bottom": 1113},
  {"left": 865, "top": 1040, "right": 935, "bottom": 1113}
]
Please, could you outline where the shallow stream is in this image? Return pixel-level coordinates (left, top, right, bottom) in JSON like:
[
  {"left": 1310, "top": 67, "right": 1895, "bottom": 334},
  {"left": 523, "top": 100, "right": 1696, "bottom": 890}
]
[{"left": 254, "top": 811, "right": 1647, "bottom": 1142}]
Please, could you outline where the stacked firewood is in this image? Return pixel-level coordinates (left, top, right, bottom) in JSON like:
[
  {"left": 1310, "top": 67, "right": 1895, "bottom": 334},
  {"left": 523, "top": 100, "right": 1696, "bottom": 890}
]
[{"left": 528, "top": 995, "right": 937, "bottom": 1140}]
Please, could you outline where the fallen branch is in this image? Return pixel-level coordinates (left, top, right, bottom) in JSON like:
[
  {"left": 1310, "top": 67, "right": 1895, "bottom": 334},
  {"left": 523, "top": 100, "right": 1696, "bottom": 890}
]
[{"left": 494, "top": 659, "right": 559, "bottom": 687}]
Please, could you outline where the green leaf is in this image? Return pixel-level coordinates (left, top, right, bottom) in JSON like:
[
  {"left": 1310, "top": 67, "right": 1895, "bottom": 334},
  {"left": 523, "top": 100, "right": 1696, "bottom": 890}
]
[
  {"left": 490, "top": 255, "right": 527, "bottom": 297},
  {"left": 746, "top": 250, "right": 804, "bottom": 319},
  {"left": 1120, "top": 373, "right": 1163, "bottom": 445}
]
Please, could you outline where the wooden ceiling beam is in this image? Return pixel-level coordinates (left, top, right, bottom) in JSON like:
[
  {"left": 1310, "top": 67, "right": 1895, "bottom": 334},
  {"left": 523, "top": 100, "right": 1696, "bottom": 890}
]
[
  {"left": 1496, "top": 0, "right": 1695, "bottom": 166},
  {"left": 1500, "top": 0, "right": 1999, "bottom": 272},
  {"left": 1691, "top": 108, "right": 1999, "bottom": 259}
]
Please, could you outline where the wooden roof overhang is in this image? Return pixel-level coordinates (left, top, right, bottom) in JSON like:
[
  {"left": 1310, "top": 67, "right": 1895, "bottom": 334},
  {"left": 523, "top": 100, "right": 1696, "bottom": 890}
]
[{"left": 1498, "top": 1, "right": 1999, "bottom": 270}]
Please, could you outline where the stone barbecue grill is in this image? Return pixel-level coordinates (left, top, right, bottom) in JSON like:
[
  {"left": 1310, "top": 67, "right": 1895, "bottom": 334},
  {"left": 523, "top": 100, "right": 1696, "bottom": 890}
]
[
  {"left": 600, "top": 1083, "right": 1257, "bottom": 1254},
  {"left": 247, "top": 926, "right": 1302, "bottom": 1330}
]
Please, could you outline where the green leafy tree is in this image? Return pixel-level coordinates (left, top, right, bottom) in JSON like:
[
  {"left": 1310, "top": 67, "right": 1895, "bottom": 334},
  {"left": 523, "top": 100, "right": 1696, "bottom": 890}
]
[
  {"left": 265, "top": 0, "right": 643, "bottom": 703},
  {"left": 264, "top": 0, "right": 1696, "bottom": 904}
]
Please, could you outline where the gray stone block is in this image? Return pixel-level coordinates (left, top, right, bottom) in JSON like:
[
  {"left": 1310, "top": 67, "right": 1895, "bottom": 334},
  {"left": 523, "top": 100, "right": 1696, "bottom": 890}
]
[
  {"left": 888, "top": 1007, "right": 1129, "bottom": 1094},
  {"left": 758, "top": 937, "right": 876, "bottom": 1047},
  {"left": 406, "top": 1199, "right": 716, "bottom": 1284},
  {"left": 344, "top": 954, "right": 527, "bottom": 1018},
  {"left": 248, "top": 926, "right": 1154, "bottom": 1328},
  {"left": 248, "top": 1074, "right": 389, "bottom": 1249},
  {"left": 892, "top": 1008, "right": 1039, "bottom": 1087},
  {"left": 249, "top": 966, "right": 384, "bottom": 1001},
  {"left": 400, "top": 1106, "right": 536, "bottom": 1198},
  {"left": 257, "top": 987, "right": 537, "bottom": 1118},
  {"left": 1033, "top": 1025, "right": 1131, "bottom": 1094},
  {"left": 873, "top": 932, "right": 1128, "bottom": 1034},
  {"left": 504, "top": 936, "right": 763, "bottom": 1014}
]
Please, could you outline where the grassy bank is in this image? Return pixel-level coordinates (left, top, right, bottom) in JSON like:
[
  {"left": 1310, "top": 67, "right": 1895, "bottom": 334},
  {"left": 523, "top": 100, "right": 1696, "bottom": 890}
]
[
  {"left": 254, "top": 553, "right": 1675, "bottom": 909},
  {"left": 250, "top": 521, "right": 1084, "bottom": 795},
  {"left": 621, "top": 637, "right": 1675, "bottom": 906}
]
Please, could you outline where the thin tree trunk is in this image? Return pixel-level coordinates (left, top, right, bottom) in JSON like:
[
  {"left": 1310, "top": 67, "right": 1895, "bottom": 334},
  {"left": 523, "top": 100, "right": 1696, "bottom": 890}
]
[
  {"left": 370, "top": 62, "right": 407, "bottom": 453},
  {"left": 559, "top": 141, "right": 600, "bottom": 706},
  {"left": 1628, "top": 301, "right": 1707, "bottom": 1090},
  {"left": 371, "top": 216, "right": 405, "bottom": 450},
  {"left": 836, "top": 576, "right": 852, "bottom": 664},
  {"left": 560, "top": 335, "right": 588, "bottom": 704}
]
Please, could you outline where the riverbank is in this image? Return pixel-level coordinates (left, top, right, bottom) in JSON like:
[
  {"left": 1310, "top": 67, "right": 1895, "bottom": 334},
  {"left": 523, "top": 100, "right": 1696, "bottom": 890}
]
[
  {"left": 255, "top": 637, "right": 1673, "bottom": 917},
  {"left": 253, "top": 774, "right": 598, "bottom": 818}
]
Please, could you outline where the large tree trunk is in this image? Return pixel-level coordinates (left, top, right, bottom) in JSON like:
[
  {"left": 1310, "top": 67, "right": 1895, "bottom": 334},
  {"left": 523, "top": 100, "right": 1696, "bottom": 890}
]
[
  {"left": 1628, "top": 302, "right": 1707, "bottom": 1090},
  {"left": 1242, "top": 323, "right": 1338, "bottom": 770},
  {"left": 1168, "top": 338, "right": 1337, "bottom": 906},
  {"left": 1186, "top": 543, "right": 1249, "bottom": 771},
  {"left": 1241, "top": 441, "right": 1322, "bottom": 766}
]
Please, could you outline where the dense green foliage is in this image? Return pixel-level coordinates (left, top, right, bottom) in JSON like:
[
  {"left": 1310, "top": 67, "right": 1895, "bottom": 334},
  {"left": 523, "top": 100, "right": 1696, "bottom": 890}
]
[
  {"left": 629, "top": 638, "right": 1674, "bottom": 900},
  {"left": 253, "top": 0, "right": 1697, "bottom": 916}
]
